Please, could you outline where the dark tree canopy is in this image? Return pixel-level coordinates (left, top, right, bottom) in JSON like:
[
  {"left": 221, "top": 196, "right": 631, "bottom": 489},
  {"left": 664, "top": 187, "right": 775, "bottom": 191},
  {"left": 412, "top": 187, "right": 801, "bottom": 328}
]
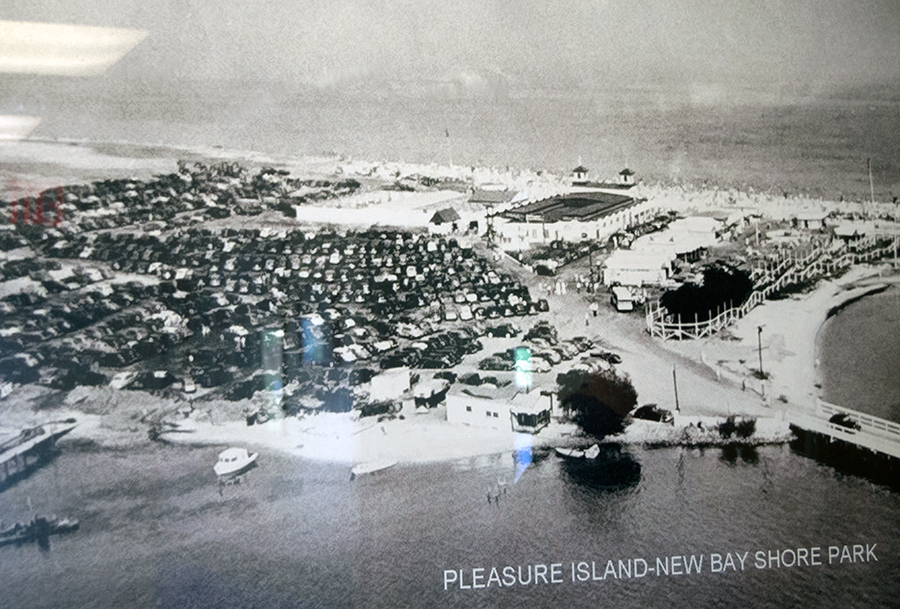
[
  {"left": 556, "top": 369, "right": 637, "bottom": 438},
  {"left": 661, "top": 262, "right": 753, "bottom": 323}
]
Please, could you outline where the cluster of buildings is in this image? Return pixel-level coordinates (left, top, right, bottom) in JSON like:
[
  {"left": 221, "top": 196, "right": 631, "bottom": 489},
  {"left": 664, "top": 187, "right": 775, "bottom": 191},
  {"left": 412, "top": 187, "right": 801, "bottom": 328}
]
[
  {"left": 2, "top": 160, "right": 683, "bottom": 437},
  {"left": 602, "top": 216, "right": 724, "bottom": 288}
]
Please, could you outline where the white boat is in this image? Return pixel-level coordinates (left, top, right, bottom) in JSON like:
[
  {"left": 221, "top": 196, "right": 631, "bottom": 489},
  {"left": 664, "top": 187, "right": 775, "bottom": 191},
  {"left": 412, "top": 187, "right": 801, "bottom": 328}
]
[
  {"left": 350, "top": 459, "right": 397, "bottom": 479},
  {"left": 554, "top": 447, "right": 585, "bottom": 458},
  {"left": 555, "top": 444, "right": 600, "bottom": 459},
  {"left": 213, "top": 447, "right": 258, "bottom": 478}
]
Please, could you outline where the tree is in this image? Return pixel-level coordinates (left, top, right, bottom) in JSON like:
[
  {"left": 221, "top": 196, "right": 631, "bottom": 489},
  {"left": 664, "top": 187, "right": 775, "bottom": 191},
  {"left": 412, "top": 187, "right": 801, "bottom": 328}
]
[
  {"left": 661, "top": 262, "right": 753, "bottom": 323},
  {"left": 556, "top": 369, "right": 637, "bottom": 438}
]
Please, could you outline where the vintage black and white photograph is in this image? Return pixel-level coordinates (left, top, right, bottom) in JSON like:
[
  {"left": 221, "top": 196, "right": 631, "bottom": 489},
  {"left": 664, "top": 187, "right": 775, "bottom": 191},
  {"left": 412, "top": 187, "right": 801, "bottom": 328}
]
[{"left": 1, "top": 2, "right": 899, "bottom": 607}]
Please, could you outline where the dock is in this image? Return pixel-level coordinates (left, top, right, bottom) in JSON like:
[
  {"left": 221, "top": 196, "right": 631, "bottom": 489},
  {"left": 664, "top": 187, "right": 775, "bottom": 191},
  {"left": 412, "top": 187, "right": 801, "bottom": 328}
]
[{"left": 0, "top": 420, "right": 77, "bottom": 485}]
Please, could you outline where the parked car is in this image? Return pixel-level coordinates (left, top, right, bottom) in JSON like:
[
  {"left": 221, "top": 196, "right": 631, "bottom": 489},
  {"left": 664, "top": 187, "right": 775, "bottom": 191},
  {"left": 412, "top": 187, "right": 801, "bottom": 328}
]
[
  {"left": 633, "top": 404, "right": 674, "bottom": 424},
  {"left": 478, "top": 356, "right": 510, "bottom": 371}
]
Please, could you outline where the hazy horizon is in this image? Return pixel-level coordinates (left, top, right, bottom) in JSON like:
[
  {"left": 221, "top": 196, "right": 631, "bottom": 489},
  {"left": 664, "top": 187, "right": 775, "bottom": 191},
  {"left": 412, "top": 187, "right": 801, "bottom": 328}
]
[{"left": 1, "top": 2, "right": 898, "bottom": 199}]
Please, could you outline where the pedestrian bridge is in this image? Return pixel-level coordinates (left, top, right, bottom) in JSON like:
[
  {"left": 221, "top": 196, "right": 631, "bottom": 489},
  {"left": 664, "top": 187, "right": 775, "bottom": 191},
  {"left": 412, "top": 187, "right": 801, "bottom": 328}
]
[{"left": 789, "top": 401, "right": 900, "bottom": 461}]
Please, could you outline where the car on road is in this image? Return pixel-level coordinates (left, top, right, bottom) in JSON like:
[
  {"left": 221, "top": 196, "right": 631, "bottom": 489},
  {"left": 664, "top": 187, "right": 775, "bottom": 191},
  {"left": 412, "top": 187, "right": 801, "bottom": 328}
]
[{"left": 829, "top": 413, "right": 862, "bottom": 432}]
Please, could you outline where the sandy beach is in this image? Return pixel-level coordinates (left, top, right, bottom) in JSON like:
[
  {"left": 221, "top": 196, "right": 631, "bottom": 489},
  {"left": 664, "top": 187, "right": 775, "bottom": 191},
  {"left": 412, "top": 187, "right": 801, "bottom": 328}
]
[{"left": 659, "top": 265, "right": 899, "bottom": 414}]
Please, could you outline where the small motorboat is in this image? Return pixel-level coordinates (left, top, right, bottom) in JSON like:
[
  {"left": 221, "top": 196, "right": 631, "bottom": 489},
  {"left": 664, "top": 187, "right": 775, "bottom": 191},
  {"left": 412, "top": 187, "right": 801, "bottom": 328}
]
[
  {"left": 0, "top": 515, "right": 79, "bottom": 548},
  {"left": 213, "top": 447, "right": 258, "bottom": 478}
]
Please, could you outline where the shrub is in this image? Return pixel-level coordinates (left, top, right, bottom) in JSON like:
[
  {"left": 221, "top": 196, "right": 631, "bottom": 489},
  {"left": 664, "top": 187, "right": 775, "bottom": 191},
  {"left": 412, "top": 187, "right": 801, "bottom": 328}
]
[
  {"left": 735, "top": 418, "right": 756, "bottom": 438},
  {"left": 718, "top": 416, "right": 756, "bottom": 439},
  {"left": 718, "top": 416, "right": 737, "bottom": 439}
]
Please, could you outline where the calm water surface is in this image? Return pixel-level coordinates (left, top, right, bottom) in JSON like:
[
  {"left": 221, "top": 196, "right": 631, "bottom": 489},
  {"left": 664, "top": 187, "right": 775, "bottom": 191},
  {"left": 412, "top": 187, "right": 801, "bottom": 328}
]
[
  {"left": 818, "top": 289, "right": 900, "bottom": 420},
  {"left": 0, "top": 438, "right": 897, "bottom": 609}
]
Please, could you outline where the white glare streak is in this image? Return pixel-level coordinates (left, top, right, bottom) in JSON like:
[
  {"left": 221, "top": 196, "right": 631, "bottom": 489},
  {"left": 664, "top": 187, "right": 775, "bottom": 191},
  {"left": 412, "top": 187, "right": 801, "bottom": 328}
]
[
  {"left": 0, "top": 20, "right": 148, "bottom": 76},
  {"left": 0, "top": 115, "right": 41, "bottom": 143}
]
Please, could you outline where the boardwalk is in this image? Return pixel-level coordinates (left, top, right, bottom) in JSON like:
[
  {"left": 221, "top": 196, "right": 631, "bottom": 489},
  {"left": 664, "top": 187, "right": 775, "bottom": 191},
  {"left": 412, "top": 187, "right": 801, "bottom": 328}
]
[{"left": 647, "top": 234, "right": 900, "bottom": 340}]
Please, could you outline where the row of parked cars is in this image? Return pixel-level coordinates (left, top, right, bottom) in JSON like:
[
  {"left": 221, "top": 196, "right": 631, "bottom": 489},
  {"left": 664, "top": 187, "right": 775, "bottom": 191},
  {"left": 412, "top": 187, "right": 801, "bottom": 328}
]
[
  {"left": 4, "top": 186, "right": 547, "bottom": 401},
  {"left": 478, "top": 323, "right": 597, "bottom": 373},
  {"left": 6, "top": 161, "right": 361, "bottom": 235}
]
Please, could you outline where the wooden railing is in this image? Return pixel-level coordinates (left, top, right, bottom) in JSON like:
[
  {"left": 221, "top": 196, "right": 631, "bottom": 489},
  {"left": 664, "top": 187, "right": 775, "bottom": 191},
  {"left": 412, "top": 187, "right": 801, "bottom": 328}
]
[
  {"left": 818, "top": 400, "right": 900, "bottom": 441},
  {"left": 647, "top": 234, "right": 899, "bottom": 340}
]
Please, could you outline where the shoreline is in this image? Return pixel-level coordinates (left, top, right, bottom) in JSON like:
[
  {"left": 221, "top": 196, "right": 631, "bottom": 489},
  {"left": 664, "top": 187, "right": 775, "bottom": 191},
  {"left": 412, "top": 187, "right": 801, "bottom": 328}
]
[
  {"left": 4, "top": 137, "right": 897, "bottom": 211},
  {"left": 661, "top": 265, "right": 899, "bottom": 417},
  {"left": 1, "top": 138, "right": 897, "bottom": 467}
]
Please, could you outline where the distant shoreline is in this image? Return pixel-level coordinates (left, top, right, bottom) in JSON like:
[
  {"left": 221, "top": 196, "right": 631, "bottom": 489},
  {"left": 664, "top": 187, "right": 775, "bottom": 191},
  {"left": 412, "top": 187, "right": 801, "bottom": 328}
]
[{"left": 2, "top": 136, "right": 893, "bottom": 207}]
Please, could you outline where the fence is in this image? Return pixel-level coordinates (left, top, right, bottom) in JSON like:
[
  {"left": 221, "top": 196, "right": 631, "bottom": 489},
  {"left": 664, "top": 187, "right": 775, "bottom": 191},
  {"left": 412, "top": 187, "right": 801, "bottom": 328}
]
[{"left": 647, "top": 234, "right": 900, "bottom": 340}]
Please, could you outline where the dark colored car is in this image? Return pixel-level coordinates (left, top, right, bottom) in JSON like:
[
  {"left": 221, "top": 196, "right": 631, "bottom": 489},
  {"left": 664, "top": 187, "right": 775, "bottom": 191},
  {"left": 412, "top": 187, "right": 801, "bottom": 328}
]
[
  {"left": 633, "top": 404, "right": 674, "bottom": 424},
  {"left": 829, "top": 413, "right": 861, "bottom": 431}
]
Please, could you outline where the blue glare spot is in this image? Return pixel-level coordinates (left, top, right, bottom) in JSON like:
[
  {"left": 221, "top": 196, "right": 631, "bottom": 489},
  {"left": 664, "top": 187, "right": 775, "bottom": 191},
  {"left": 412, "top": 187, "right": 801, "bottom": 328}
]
[{"left": 513, "top": 433, "right": 533, "bottom": 483}]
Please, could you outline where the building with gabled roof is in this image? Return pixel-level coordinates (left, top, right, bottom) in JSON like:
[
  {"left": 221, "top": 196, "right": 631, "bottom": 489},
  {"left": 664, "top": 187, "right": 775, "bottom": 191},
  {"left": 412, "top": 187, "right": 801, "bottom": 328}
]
[{"left": 429, "top": 208, "right": 461, "bottom": 226}]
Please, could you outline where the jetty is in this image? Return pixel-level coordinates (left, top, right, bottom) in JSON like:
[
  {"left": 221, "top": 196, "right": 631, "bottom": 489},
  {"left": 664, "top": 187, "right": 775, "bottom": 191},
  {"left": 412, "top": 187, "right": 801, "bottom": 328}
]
[{"left": 0, "top": 420, "right": 77, "bottom": 486}]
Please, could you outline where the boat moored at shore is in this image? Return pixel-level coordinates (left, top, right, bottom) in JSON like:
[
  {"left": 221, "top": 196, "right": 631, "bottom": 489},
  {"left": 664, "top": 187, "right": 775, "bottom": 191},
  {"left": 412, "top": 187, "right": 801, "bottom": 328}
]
[{"left": 213, "top": 447, "right": 259, "bottom": 478}]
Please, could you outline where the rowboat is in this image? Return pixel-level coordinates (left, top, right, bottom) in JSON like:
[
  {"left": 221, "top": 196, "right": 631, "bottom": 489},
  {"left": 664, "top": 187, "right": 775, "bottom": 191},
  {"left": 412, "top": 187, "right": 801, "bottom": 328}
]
[
  {"left": 555, "top": 444, "right": 600, "bottom": 459},
  {"left": 350, "top": 459, "right": 397, "bottom": 479}
]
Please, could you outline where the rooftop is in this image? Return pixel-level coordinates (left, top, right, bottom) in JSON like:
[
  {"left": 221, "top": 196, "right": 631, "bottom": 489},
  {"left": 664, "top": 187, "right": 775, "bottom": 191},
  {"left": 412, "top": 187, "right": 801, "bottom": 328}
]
[{"left": 501, "top": 191, "right": 638, "bottom": 223}]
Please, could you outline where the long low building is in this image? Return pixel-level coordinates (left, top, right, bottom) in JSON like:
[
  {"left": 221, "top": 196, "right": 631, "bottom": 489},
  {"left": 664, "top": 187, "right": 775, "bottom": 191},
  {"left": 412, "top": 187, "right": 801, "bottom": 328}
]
[
  {"left": 445, "top": 383, "right": 551, "bottom": 434},
  {"left": 602, "top": 249, "right": 674, "bottom": 286},
  {"left": 492, "top": 190, "right": 656, "bottom": 251},
  {"left": 630, "top": 216, "right": 723, "bottom": 264}
]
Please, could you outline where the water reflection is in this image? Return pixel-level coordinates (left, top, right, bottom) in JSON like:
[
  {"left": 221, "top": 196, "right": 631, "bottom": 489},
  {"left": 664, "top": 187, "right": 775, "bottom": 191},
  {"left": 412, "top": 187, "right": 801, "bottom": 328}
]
[
  {"left": 719, "top": 444, "right": 759, "bottom": 466},
  {"left": 790, "top": 434, "right": 900, "bottom": 492}
]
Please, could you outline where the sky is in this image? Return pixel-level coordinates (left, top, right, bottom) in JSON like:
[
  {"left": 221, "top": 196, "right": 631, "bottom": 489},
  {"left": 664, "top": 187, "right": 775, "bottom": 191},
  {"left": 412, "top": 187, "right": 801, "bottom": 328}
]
[{"left": 2, "top": 0, "right": 899, "bottom": 94}]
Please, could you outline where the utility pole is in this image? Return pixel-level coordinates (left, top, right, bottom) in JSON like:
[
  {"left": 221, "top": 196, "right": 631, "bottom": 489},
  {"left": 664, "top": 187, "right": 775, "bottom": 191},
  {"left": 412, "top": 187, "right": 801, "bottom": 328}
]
[
  {"left": 757, "top": 326, "right": 764, "bottom": 376},
  {"left": 588, "top": 245, "right": 594, "bottom": 293},
  {"left": 868, "top": 157, "right": 875, "bottom": 207},
  {"left": 672, "top": 365, "right": 680, "bottom": 412}
]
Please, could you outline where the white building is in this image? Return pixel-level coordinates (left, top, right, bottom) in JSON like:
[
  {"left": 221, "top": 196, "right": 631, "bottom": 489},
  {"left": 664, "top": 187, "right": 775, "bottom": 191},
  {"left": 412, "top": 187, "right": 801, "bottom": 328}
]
[
  {"left": 368, "top": 367, "right": 411, "bottom": 402},
  {"left": 445, "top": 384, "right": 551, "bottom": 433},
  {"left": 631, "top": 216, "right": 722, "bottom": 263},
  {"left": 493, "top": 191, "right": 656, "bottom": 251},
  {"left": 602, "top": 249, "right": 674, "bottom": 287}
]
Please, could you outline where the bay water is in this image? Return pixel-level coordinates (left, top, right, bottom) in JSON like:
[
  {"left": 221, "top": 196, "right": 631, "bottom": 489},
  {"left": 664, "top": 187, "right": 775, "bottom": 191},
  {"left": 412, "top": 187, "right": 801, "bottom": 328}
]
[{"left": 0, "top": 436, "right": 897, "bottom": 609}]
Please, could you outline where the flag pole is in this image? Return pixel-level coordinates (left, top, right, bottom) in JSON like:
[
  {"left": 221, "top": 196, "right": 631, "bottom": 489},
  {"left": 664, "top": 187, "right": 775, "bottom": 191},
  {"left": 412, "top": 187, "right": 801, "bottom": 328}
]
[
  {"left": 445, "top": 129, "right": 453, "bottom": 168},
  {"left": 868, "top": 158, "right": 875, "bottom": 206}
]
